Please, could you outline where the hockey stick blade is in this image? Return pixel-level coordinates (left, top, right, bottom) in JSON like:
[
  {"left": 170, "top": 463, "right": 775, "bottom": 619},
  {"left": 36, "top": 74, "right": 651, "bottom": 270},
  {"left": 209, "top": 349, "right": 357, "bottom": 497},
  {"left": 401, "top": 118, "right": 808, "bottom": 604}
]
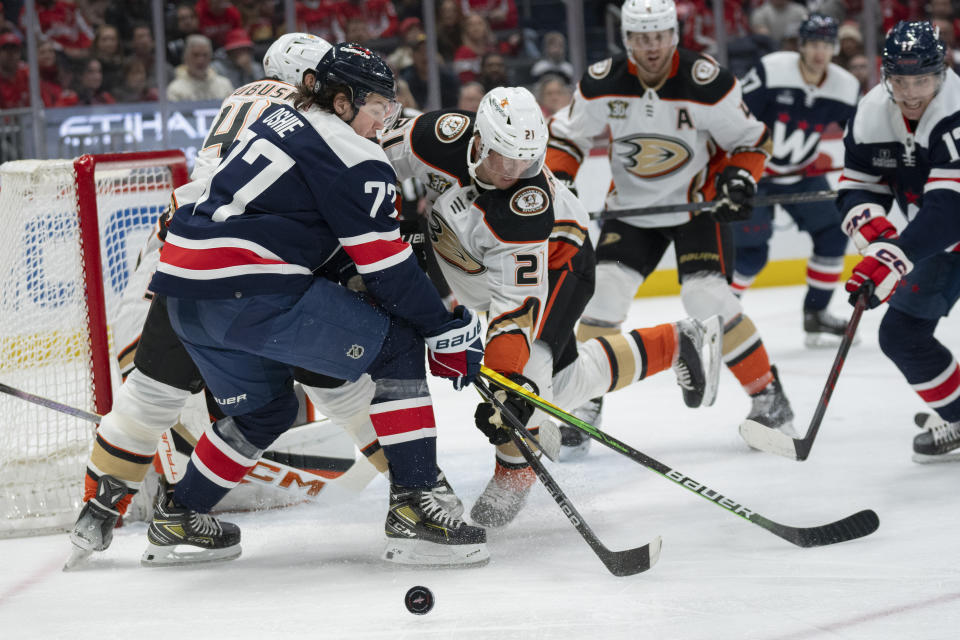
[
  {"left": 476, "top": 379, "right": 660, "bottom": 576},
  {"left": 737, "top": 288, "right": 870, "bottom": 461},
  {"left": 481, "top": 366, "right": 879, "bottom": 548}
]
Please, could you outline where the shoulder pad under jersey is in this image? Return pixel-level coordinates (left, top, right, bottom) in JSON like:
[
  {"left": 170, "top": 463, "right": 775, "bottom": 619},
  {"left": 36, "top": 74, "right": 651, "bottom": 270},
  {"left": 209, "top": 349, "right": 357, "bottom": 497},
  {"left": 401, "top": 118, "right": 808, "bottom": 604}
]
[
  {"left": 407, "top": 110, "right": 474, "bottom": 186},
  {"left": 659, "top": 49, "right": 737, "bottom": 105},
  {"left": 472, "top": 172, "right": 555, "bottom": 243},
  {"left": 579, "top": 55, "right": 642, "bottom": 99}
]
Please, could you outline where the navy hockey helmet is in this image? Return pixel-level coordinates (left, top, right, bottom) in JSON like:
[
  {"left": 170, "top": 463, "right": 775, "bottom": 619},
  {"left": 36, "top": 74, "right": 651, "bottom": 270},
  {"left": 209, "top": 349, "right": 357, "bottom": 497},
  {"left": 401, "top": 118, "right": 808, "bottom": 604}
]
[
  {"left": 314, "top": 42, "right": 397, "bottom": 104},
  {"left": 798, "top": 13, "right": 838, "bottom": 44},
  {"left": 882, "top": 20, "right": 945, "bottom": 77}
]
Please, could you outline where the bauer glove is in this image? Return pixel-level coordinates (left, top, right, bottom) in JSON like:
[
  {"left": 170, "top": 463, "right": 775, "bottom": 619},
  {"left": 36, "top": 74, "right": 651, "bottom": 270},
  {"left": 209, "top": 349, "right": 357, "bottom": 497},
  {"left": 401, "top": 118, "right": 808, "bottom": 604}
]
[
  {"left": 425, "top": 305, "right": 484, "bottom": 389},
  {"left": 711, "top": 166, "right": 756, "bottom": 223},
  {"left": 474, "top": 374, "right": 538, "bottom": 445}
]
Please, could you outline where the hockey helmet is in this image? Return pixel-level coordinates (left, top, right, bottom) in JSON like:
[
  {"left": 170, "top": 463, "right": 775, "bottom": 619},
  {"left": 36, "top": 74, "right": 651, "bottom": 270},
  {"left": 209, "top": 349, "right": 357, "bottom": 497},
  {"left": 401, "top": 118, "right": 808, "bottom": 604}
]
[
  {"left": 314, "top": 42, "right": 400, "bottom": 127},
  {"left": 468, "top": 86, "right": 548, "bottom": 185},
  {"left": 620, "top": 0, "right": 679, "bottom": 53},
  {"left": 798, "top": 14, "right": 839, "bottom": 44},
  {"left": 882, "top": 20, "right": 946, "bottom": 77},
  {"left": 263, "top": 32, "right": 332, "bottom": 85}
]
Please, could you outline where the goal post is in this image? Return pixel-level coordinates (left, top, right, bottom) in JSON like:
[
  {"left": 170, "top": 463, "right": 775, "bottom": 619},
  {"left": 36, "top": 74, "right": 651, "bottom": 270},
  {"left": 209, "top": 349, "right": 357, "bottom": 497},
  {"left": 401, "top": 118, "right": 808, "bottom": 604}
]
[{"left": 0, "top": 150, "right": 189, "bottom": 537}]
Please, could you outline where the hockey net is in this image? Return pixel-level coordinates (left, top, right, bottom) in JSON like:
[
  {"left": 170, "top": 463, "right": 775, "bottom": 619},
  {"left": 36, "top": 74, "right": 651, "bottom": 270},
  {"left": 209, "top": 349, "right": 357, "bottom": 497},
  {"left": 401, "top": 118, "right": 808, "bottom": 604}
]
[{"left": 0, "top": 151, "right": 188, "bottom": 537}]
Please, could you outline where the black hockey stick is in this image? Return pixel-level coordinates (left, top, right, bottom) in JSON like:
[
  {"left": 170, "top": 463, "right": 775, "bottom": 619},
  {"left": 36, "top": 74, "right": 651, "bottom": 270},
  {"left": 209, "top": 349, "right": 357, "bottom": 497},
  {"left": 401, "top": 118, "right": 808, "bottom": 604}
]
[
  {"left": 0, "top": 381, "right": 100, "bottom": 429},
  {"left": 475, "top": 379, "right": 661, "bottom": 576},
  {"left": 589, "top": 189, "right": 837, "bottom": 220},
  {"left": 481, "top": 367, "right": 879, "bottom": 547},
  {"left": 738, "top": 285, "right": 872, "bottom": 461}
]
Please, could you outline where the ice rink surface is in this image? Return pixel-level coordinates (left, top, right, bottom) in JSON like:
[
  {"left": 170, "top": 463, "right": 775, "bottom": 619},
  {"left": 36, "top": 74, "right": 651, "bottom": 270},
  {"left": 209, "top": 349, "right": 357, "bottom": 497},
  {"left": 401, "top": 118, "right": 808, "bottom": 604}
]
[{"left": 2, "top": 285, "right": 959, "bottom": 639}]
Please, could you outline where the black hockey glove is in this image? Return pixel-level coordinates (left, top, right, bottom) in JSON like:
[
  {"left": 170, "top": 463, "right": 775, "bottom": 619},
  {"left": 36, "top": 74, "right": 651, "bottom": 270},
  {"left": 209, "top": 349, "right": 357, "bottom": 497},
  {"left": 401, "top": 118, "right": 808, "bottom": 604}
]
[
  {"left": 711, "top": 166, "right": 756, "bottom": 223},
  {"left": 474, "top": 374, "right": 538, "bottom": 445}
]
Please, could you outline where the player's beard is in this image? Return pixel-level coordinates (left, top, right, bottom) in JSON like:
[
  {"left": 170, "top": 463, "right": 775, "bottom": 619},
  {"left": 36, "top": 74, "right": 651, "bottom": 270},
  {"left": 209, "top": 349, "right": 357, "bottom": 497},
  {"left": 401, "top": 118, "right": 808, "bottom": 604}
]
[{"left": 634, "top": 46, "right": 674, "bottom": 86}]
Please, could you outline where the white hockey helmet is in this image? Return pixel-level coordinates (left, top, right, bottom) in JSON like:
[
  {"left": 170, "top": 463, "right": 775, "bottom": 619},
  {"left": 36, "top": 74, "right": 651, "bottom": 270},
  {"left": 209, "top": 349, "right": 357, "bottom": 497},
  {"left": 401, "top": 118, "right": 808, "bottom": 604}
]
[
  {"left": 620, "top": 0, "right": 679, "bottom": 54},
  {"left": 468, "top": 86, "right": 548, "bottom": 184},
  {"left": 263, "top": 32, "right": 332, "bottom": 85}
]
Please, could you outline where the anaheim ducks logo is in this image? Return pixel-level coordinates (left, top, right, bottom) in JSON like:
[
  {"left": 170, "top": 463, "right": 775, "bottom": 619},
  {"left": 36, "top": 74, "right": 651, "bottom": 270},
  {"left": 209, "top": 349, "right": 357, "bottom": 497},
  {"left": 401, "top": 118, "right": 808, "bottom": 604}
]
[
  {"left": 428, "top": 211, "right": 486, "bottom": 275},
  {"left": 588, "top": 58, "right": 612, "bottom": 79},
  {"left": 692, "top": 58, "right": 719, "bottom": 85},
  {"left": 615, "top": 135, "right": 693, "bottom": 179},
  {"left": 435, "top": 113, "right": 469, "bottom": 143},
  {"left": 510, "top": 186, "right": 549, "bottom": 216}
]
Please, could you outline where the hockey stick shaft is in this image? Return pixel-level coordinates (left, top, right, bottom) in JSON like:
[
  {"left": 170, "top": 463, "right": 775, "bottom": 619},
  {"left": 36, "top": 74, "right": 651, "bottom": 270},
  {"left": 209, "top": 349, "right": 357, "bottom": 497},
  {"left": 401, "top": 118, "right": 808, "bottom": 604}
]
[
  {"left": 476, "top": 379, "right": 660, "bottom": 576},
  {"left": 0, "top": 380, "right": 359, "bottom": 494},
  {"left": 738, "top": 285, "right": 871, "bottom": 461},
  {"left": 471, "top": 385, "right": 560, "bottom": 462},
  {"left": 589, "top": 189, "right": 837, "bottom": 220},
  {"left": 480, "top": 367, "right": 879, "bottom": 547}
]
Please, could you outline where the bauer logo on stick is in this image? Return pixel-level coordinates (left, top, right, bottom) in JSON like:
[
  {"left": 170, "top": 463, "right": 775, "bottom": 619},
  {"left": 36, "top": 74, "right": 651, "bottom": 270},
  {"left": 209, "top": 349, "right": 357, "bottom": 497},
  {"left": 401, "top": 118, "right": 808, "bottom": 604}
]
[{"left": 404, "top": 586, "right": 435, "bottom": 615}]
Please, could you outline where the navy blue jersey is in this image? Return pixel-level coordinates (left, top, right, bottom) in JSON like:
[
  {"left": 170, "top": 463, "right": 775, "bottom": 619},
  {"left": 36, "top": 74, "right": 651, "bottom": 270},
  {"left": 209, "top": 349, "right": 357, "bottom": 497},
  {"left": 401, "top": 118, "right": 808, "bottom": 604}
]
[
  {"left": 837, "top": 69, "right": 960, "bottom": 263},
  {"left": 742, "top": 52, "right": 859, "bottom": 181},
  {"left": 150, "top": 103, "right": 450, "bottom": 335}
]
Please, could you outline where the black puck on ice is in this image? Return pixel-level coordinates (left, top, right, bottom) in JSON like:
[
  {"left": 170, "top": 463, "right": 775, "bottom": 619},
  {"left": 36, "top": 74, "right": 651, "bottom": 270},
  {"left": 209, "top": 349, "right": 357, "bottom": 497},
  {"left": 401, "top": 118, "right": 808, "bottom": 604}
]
[{"left": 404, "top": 585, "right": 435, "bottom": 615}]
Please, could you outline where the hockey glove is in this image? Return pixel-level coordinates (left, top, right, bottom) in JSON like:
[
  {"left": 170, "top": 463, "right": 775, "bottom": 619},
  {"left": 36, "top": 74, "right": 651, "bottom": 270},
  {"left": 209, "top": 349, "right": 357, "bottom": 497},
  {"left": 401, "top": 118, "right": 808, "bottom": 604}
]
[
  {"left": 842, "top": 203, "right": 899, "bottom": 254},
  {"left": 425, "top": 305, "right": 484, "bottom": 390},
  {"left": 474, "top": 374, "right": 538, "bottom": 445},
  {"left": 711, "top": 166, "right": 756, "bottom": 223},
  {"left": 845, "top": 241, "right": 914, "bottom": 308}
]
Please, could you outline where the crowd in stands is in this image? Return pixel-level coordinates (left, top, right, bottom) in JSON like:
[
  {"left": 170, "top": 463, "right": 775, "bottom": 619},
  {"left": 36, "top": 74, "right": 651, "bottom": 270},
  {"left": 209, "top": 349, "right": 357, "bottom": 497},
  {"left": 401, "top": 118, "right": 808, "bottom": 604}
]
[{"left": 1, "top": 1, "right": 958, "bottom": 113}]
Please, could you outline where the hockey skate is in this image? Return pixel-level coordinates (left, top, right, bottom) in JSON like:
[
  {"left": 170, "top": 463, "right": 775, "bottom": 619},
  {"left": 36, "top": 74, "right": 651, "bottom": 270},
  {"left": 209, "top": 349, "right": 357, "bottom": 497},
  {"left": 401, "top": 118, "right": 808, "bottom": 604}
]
[
  {"left": 803, "top": 309, "right": 859, "bottom": 348},
  {"left": 743, "top": 366, "right": 797, "bottom": 444},
  {"left": 913, "top": 419, "right": 960, "bottom": 463},
  {"left": 141, "top": 481, "right": 241, "bottom": 566},
  {"left": 470, "top": 460, "right": 537, "bottom": 527},
  {"left": 383, "top": 484, "right": 488, "bottom": 567},
  {"left": 674, "top": 315, "right": 722, "bottom": 408},
  {"left": 432, "top": 468, "right": 464, "bottom": 520},
  {"left": 64, "top": 475, "right": 130, "bottom": 570},
  {"left": 561, "top": 398, "right": 601, "bottom": 461}
]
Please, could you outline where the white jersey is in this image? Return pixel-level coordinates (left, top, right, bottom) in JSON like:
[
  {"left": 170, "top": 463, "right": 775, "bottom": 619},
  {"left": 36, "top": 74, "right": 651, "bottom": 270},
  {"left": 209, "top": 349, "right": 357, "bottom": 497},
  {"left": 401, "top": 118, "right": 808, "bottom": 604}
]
[
  {"left": 547, "top": 49, "right": 772, "bottom": 228},
  {"left": 381, "top": 109, "right": 590, "bottom": 376}
]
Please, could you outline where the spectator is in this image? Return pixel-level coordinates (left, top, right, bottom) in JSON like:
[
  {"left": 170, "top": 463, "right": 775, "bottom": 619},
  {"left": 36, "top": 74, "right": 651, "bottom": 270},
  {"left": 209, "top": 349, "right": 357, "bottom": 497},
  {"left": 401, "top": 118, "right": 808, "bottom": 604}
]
[
  {"left": 461, "top": 0, "right": 518, "bottom": 31},
  {"left": 213, "top": 27, "right": 263, "bottom": 88},
  {"left": 928, "top": 0, "right": 960, "bottom": 37},
  {"left": 74, "top": 58, "right": 115, "bottom": 105},
  {"left": 296, "top": 0, "right": 344, "bottom": 42},
  {"left": 684, "top": 0, "right": 751, "bottom": 55},
  {"left": 339, "top": 0, "right": 398, "bottom": 39},
  {"left": 168, "top": 3, "right": 200, "bottom": 67},
  {"left": 91, "top": 24, "right": 123, "bottom": 93},
  {"left": 396, "top": 76, "right": 418, "bottom": 111},
  {"left": 342, "top": 15, "right": 372, "bottom": 45},
  {"left": 235, "top": 0, "right": 275, "bottom": 43},
  {"left": 400, "top": 33, "right": 460, "bottom": 108},
  {"left": 835, "top": 21, "right": 863, "bottom": 68},
  {"left": 477, "top": 51, "right": 508, "bottom": 92},
  {"left": 436, "top": 0, "right": 463, "bottom": 61},
  {"left": 196, "top": 0, "right": 243, "bottom": 48},
  {"left": 453, "top": 13, "right": 494, "bottom": 83},
  {"left": 166, "top": 34, "right": 233, "bottom": 101},
  {"left": 845, "top": 53, "right": 872, "bottom": 96},
  {"left": 932, "top": 18, "right": 960, "bottom": 73},
  {"left": 530, "top": 31, "right": 574, "bottom": 84},
  {"left": 113, "top": 58, "right": 158, "bottom": 103},
  {"left": 129, "top": 23, "right": 170, "bottom": 92},
  {"left": 78, "top": 0, "right": 110, "bottom": 31},
  {"left": 103, "top": 0, "right": 152, "bottom": 40},
  {"left": 457, "top": 80, "right": 484, "bottom": 111},
  {"left": 808, "top": 0, "right": 845, "bottom": 23},
  {"left": 534, "top": 73, "right": 571, "bottom": 117},
  {"left": 35, "top": 0, "right": 93, "bottom": 60},
  {"left": 387, "top": 17, "right": 423, "bottom": 71},
  {"left": 38, "top": 37, "right": 78, "bottom": 106},
  {"left": 395, "top": 0, "right": 422, "bottom": 21},
  {"left": 0, "top": 31, "right": 29, "bottom": 109},
  {"left": 750, "top": 0, "right": 808, "bottom": 45}
]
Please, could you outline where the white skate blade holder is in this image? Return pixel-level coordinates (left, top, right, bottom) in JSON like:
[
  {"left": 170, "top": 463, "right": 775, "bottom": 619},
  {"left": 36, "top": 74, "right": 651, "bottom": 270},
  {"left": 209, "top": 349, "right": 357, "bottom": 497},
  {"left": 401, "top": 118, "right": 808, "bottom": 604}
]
[
  {"left": 912, "top": 451, "right": 960, "bottom": 464},
  {"left": 804, "top": 332, "right": 860, "bottom": 349},
  {"left": 141, "top": 542, "right": 242, "bottom": 567},
  {"left": 699, "top": 314, "right": 723, "bottom": 408},
  {"left": 63, "top": 545, "right": 94, "bottom": 572},
  {"left": 382, "top": 538, "right": 489, "bottom": 567}
]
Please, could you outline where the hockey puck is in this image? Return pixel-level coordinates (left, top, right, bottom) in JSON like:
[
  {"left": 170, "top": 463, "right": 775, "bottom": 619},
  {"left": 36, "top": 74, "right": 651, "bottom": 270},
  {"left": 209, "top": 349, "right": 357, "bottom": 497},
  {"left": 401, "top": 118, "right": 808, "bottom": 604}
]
[{"left": 404, "top": 586, "right": 434, "bottom": 615}]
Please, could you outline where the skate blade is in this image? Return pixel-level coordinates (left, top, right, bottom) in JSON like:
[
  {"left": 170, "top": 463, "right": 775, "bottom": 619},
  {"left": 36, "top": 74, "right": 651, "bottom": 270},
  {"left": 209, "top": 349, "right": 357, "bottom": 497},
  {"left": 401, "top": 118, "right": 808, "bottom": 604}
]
[
  {"left": 700, "top": 315, "right": 723, "bottom": 408},
  {"left": 382, "top": 538, "right": 489, "bottom": 567},
  {"left": 63, "top": 545, "right": 94, "bottom": 572},
  {"left": 140, "top": 542, "right": 241, "bottom": 567},
  {"left": 912, "top": 451, "right": 960, "bottom": 464}
]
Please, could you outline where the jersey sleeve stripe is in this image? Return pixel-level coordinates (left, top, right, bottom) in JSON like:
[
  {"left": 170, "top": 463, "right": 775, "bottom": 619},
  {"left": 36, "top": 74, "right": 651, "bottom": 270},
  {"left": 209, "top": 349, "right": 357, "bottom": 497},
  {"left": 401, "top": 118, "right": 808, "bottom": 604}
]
[
  {"left": 840, "top": 168, "right": 885, "bottom": 183},
  {"left": 838, "top": 180, "right": 892, "bottom": 194},
  {"left": 924, "top": 179, "right": 960, "bottom": 194},
  {"left": 164, "top": 232, "right": 287, "bottom": 260},
  {"left": 339, "top": 228, "right": 402, "bottom": 246},
  {"left": 156, "top": 262, "right": 311, "bottom": 280},
  {"left": 345, "top": 242, "right": 413, "bottom": 274},
  {"left": 929, "top": 168, "right": 960, "bottom": 178}
]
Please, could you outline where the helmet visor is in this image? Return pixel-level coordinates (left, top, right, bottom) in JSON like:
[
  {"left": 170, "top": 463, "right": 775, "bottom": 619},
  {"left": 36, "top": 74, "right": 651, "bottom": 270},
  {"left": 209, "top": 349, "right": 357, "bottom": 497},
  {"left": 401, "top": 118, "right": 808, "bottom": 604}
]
[
  {"left": 356, "top": 93, "right": 402, "bottom": 130},
  {"left": 884, "top": 72, "right": 941, "bottom": 105},
  {"left": 482, "top": 149, "right": 543, "bottom": 181}
]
